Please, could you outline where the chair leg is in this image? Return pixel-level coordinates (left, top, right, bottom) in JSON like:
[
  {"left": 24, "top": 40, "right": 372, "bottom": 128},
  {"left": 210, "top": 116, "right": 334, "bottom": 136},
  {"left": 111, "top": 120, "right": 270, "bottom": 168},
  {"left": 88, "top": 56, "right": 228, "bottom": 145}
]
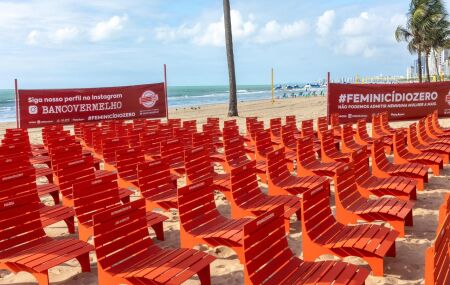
[
  {"left": 151, "top": 222, "right": 165, "bottom": 241},
  {"left": 76, "top": 252, "right": 91, "bottom": 272},
  {"left": 64, "top": 216, "right": 75, "bottom": 234},
  {"left": 33, "top": 271, "right": 49, "bottom": 285},
  {"left": 120, "top": 196, "right": 130, "bottom": 204},
  {"left": 49, "top": 191, "right": 60, "bottom": 205},
  {"left": 365, "top": 256, "right": 384, "bottom": 277},
  {"left": 389, "top": 220, "right": 406, "bottom": 238},
  {"left": 197, "top": 265, "right": 212, "bottom": 285}
]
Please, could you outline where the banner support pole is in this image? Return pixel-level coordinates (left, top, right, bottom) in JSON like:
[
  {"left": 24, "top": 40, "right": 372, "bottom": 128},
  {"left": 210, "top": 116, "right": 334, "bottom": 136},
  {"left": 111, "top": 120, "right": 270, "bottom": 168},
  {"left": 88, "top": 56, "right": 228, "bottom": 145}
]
[
  {"left": 271, "top": 68, "right": 275, "bottom": 104},
  {"left": 15, "top": 79, "right": 19, "bottom": 128},
  {"left": 326, "top": 72, "right": 330, "bottom": 123},
  {"left": 164, "top": 64, "right": 169, "bottom": 120}
]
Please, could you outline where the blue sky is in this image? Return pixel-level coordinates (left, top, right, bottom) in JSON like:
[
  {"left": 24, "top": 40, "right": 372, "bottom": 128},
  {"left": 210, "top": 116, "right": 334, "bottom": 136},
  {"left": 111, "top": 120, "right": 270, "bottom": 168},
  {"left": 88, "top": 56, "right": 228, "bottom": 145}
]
[{"left": 0, "top": 0, "right": 437, "bottom": 88}]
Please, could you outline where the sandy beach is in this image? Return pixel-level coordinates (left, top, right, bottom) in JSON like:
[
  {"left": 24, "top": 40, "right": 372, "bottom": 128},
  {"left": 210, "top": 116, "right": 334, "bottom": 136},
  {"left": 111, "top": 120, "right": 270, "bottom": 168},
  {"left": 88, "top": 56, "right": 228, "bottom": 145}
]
[{"left": 1, "top": 96, "right": 449, "bottom": 285}]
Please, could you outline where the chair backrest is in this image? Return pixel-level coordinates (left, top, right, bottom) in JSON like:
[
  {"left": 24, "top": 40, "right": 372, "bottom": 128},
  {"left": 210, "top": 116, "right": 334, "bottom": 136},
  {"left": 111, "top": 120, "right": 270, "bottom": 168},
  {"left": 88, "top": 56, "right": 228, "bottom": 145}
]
[
  {"left": 281, "top": 124, "right": 296, "bottom": 149},
  {"left": 101, "top": 136, "right": 129, "bottom": 165},
  {"left": 0, "top": 193, "right": 46, "bottom": 258},
  {"left": 116, "top": 147, "right": 145, "bottom": 181},
  {"left": 321, "top": 130, "right": 338, "bottom": 155},
  {"left": 393, "top": 130, "right": 409, "bottom": 157},
  {"left": 296, "top": 136, "right": 317, "bottom": 166},
  {"left": 426, "top": 213, "right": 450, "bottom": 285},
  {"left": 371, "top": 113, "right": 385, "bottom": 137},
  {"left": 381, "top": 112, "right": 394, "bottom": 133},
  {"left": 0, "top": 155, "right": 32, "bottom": 176},
  {"left": 246, "top": 117, "right": 258, "bottom": 134},
  {"left": 73, "top": 173, "right": 121, "bottom": 227},
  {"left": 301, "top": 119, "right": 315, "bottom": 138},
  {"left": 317, "top": 117, "right": 328, "bottom": 137},
  {"left": 223, "top": 132, "right": 248, "bottom": 164},
  {"left": 224, "top": 119, "right": 237, "bottom": 129},
  {"left": 372, "top": 138, "right": 389, "bottom": 169},
  {"left": 301, "top": 186, "right": 336, "bottom": 234},
  {"left": 255, "top": 129, "right": 274, "bottom": 160},
  {"left": 192, "top": 132, "right": 215, "bottom": 155},
  {"left": 183, "top": 120, "right": 197, "bottom": 133},
  {"left": 331, "top": 113, "right": 340, "bottom": 131},
  {"left": 207, "top": 117, "right": 220, "bottom": 126},
  {"left": 158, "top": 123, "right": 173, "bottom": 140},
  {"left": 350, "top": 146, "right": 371, "bottom": 183},
  {"left": 0, "top": 167, "right": 38, "bottom": 201},
  {"left": 55, "top": 156, "right": 96, "bottom": 198},
  {"left": 145, "top": 119, "right": 161, "bottom": 131},
  {"left": 267, "top": 148, "right": 291, "bottom": 183},
  {"left": 168, "top": 118, "right": 182, "bottom": 130},
  {"left": 139, "top": 130, "right": 161, "bottom": 156},
  {"left": 184, "top": 146, "right": 213, "bottom": 184},
  {"left": 230, "top": 161, "right": 265, "bottom": 204},
  {"left": 49, "top": 144, "right": 83, "bottom": 169},
  {"left": 285, "top": 115, "right": 296, "bottom": 127},
  {"left": 126, "top": 125, "right": 143, "bottom": 148},
  {"left": 160, "top": 138, "right": 185, "bottom": 168},
  {"left": 270, "top": 118, "right": 282, "bottom": 139},
  {"left": 243, "top": 206, "right": 295, "bottom": 285},
  {"left": 177, "top": 179, "right": 219, "bottom": 232},
  {"left": 138, "top": 159, "right": 175, "bottom": 202},
  {"left": 407, "top": 123, "right": 421, "bottom": 149},
  {"left": 417, "top": 118, "right": 430, "bottom": 142},
  {"left": 202, "top": 123, "right": 222, "bottom": 145},
  {"left": 342, "top": 123, "right": 356, "bottom": 147},
  {"left": 356, "top": 119, "right": 371, "bottom": 141},
  {"left": 334, "top": 164, "right": 364, "bottom": 209},
  {"left": 92, "top": 199, "right": 154, "bottom": 270}
]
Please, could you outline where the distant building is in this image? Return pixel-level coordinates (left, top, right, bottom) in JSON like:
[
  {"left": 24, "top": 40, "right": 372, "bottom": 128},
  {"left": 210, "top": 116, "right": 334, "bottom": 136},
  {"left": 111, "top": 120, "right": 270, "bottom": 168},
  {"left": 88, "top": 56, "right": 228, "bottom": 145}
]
[{"left": 406, "top": 66, "right": 414, "bottom": 80}]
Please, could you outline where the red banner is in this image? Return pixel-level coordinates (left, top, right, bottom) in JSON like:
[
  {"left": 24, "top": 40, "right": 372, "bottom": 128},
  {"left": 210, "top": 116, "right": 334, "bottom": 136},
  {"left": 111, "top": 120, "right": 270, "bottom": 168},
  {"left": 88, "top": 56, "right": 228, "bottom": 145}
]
[
  {"left": 327, "top": 82, "right": 450, "bottom": 123},
  {"left": 17, "top": 82, "right": 167, "bottom": 128}
]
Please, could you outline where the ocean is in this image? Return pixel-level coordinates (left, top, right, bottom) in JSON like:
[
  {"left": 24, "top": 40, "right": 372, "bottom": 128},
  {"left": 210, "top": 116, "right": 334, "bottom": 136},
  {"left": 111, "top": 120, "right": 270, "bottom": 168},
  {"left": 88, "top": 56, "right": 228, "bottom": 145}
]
[{"left": 0, "top": 85, "right": 325, "bottom": 122}]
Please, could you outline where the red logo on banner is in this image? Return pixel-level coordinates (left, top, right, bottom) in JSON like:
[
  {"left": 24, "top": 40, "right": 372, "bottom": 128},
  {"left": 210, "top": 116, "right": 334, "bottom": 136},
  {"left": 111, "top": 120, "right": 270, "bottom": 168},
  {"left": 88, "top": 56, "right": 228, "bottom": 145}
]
[{"left": 140, "top": 90, "right": 159, "bottom": 108}]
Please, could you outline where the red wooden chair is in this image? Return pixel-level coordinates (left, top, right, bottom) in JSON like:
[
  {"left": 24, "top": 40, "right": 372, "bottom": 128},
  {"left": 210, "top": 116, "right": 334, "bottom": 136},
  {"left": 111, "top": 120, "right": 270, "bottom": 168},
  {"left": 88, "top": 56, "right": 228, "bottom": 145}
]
[
  {"left": 320, "top": 130, "right": 351, "bottom": 163},
  {"left": 0, "top": 168, "right": 75, "bottom": 234},
  {"left": 203, "top": 122, "right": 223, "bottom": 149},
  {"left": 267, "top": 147, "right": 329, "bottom": 196},
  {"left": 223, "top": 124, "right": 255, "bottom": 160},
  {"left": 355, "top": 119, "right": 374, "bottom": 147},
  {"left": 334, "top": 164, "right": 414, "bottom": 237},
  {"left": 380, "top": 112, "right": 405, "bottom": 135},
  {"left": 407, "top": 122, "right": 450, "bottom": 164},
  {"left": 92, "top": 199, "right": 215, "bottom": 285},
  {"left": 255, "top": 129, "right": 296, "bottom": 170},
  {"left": 371, "top": 114, "right": 393, "bottom": 154},
  {"left": 0, "top": 193, "right": 92, "bottom": 285},
  {"left": 301, "top": 119, "right": 321, "bottom": 153},
  {"left": 184, "top": 146, "right": 231, "bottom": 199},
  {"left": 138, "top": 159, "right": 178, "bottom": 211},
  {"left": 352, "top": 147, "right": 417, "bottom": 201},
  {"left": 341, "top": 123, "right": 364, "bottom": 153},
  {"left": 296, "top": 136, "right": 345, "bottom": 177},
  {"left": 115, "top": 147, "right": 145, "bottom": 188},
  {"left": 177, "top": 179, "right": 252, "bottom": 263},
  {"left": 73, "top": 173, "right": 167, "bottom": 242},
  {"left": 160, "top": 138, "right": 186, "bottom": 175},
  {"left": 101, "top": 136, "right": 129, "bottom": 169},
  {"left": 286, "top": 115, "right": 301, "bottom": 136},
  {"left": 372, "top": 138, "right": 429, "bottom": 191},
  {"left": 330, "top": 113, "right": 343, "bottom": 138},
  {"left": 316, "top": 116, "right": 329, "bottom": 140},
  {"left": 393, "top": 130, "right": 443, "bottom": 175},
  {"left": 281, "top": 124, "right": 297, "bottom": 152},
  {"left": 245, "top": 117, "right": 258, "bottom": 143},
  {"left": 174, "top": 126, "right": 194, "bottom": 148},
  {"left": 424, "top": 212, "right": 450, "bottom": 285},
  {"left": 417, "top": 118, "right": 450, "bottom": 146},
  {"left": 269, "top": 118, "right": 282, "bottom": 144},
  {"left": 224, "top": 119, "right": 237, "bottom": 129},
  {"left": 425, "top": 113, "right": 450, "bottom": 139},
  {"left": 229, "top": 160, "right": 301, "bottom": 231},
  {"left": 242, "top": 207, "right": 369, "bottom": 285},
  {"left": 139, "top": 130, "right": 161, "bottom": 159},
  {"left": 192, "top": 131, "right": 226, "bottom": 165},
  {"left": 157, "top": 122, "right": 174, "bottom": 141},
  {"left": 183, "top": 119, "right": 198, "bottom": 133},
  {"left": 432, "top": 110, "right": 450, "bottom": 135},
  {"left": 439, "top": 194, "right": 450, "bottom": 227},
  {"left": 246, "top": 119, "right": 264, "bottom": 147},
  {"left": 300, "top": 186, "right": 398, "bottom": 276}
]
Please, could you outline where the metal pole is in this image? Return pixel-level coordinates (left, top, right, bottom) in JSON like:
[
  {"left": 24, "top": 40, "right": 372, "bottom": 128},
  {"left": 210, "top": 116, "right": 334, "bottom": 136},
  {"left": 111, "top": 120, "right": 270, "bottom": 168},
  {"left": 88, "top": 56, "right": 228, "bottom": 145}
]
[
  {"left": 15, "top": 79, "right": 19, "bottom": 128},
  {"left": 164, "top": 64, "right": 169, "bottom": 120},
  {"left": 271, "top": 68, "right": 275, "bottom": 104}
]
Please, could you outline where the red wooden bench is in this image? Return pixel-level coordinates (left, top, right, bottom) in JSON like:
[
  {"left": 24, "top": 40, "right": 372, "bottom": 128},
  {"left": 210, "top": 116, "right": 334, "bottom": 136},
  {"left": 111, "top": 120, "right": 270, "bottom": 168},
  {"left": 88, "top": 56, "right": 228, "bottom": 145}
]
[
  {"left": 341, "top": 123, "right": 364, "bottom": 153},
  {"left": 355, "top": 119, "right": 374, "bottom": 147},
  {"left": 230, "top": 160, "right": 301, "bottom": 231},
  {"left": 394, "top": 130, "right": 443, "bottom": 175},
  {"left": 372, "top": 138, "right": 429, "bottom": 191},
  {"left": 334, "top": 164, "right": 414, "bottom": 237},
  {"left": 320, "top": 130, "right": 351, "bottom": 163},
  {"left": 424, "top": 212, "right": 450, "bottom": 285},
  {"left": 178, "top": 179, "right": 252, "bottom": 263},
  {"left": 407, "top": 122, "right": 450, "bottom": 164},
  {"left": 242, "top": 207, "right": 369, "bottom": 284},
  {"left": 73, "top": 173, "right": 167, "bottom": 241},
  {"left": 267, "top": 147, "right": 329, "bottom": 196},
  {"left": 184, "top": 146, "right": 231, "bottom": 200},
  {"left": 371, "top": 114, "right": 393, "bottom": 154},
  {"left": 160, "top": 138, "right": 186, "bottom": 175},
  {"left": 0, "top": 168, "right": 75, "bottom": 234},
  {"left": 0, "top": 193, "right": 92, "bottom": 285},
  {"left": 418, "top": 117, "right": 450, "bottom": 146},
  {"left": 138, "top": 159, "right": 178, "bottom": 211},
  {"left": 351, "top": 147, "right": 417, "bottom": 200},
  {"left": 296, "top": 136, "right": 345, "bottom": 177},
  {"left": 92, "top": 199, "right": 214, "bottom": 285},
  {"left": 245, "top": 117, "right": 259, "bottom": 144},
  {"left": 300, "top": 186, "right": 398, "bottom": 276}
]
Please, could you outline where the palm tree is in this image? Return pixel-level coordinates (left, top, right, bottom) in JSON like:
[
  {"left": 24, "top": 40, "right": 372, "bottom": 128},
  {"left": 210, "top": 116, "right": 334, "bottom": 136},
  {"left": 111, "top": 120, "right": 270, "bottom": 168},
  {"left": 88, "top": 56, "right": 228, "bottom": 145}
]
[{"left": 223, "top": 0, "right": 238, "bottom": 117}]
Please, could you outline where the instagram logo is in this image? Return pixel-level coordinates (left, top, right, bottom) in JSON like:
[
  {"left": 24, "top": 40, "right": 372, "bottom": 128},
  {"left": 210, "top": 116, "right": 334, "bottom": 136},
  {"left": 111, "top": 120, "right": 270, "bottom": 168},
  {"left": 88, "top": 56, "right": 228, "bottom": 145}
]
[{"left": 28, "top": 105, "right": 38, "bottom": 115}]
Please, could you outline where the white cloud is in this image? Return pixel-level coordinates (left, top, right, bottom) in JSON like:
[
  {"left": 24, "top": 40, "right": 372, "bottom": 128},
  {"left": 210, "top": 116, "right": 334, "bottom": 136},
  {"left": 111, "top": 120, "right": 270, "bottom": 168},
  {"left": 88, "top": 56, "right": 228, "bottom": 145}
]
[
  {"left": 155, "top": 10, "right": 308, "bottom": 46},
  {"left": 51, "top": 27, "right": 79, "bottom": 43},
  {"left": 90, "top": 15, "right": 127, "bottom": 42},
  {"left": 316, "top": 10, "right": 335, "bottom": 37},
  {"left": 254, "top": 20, "right": 308, "bottom": 44},
  {"left": 26, "top": 30, "right": 39, "bottom": 45}
]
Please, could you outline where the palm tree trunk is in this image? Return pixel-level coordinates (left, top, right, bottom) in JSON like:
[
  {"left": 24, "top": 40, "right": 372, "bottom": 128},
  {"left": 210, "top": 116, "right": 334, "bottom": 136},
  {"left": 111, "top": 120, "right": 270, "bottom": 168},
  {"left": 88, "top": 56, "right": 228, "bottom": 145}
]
[
  {"left": 223, "top": 0, "right": 238, "bottom": 117},
  {"left": 426, "top": 51, "right": 431, "bottom": 82},
  {"left": 418, "top": 49, "right": 423, "bottom": 83},
  {"left": 433, "top": 49, "right": 441, "bottom": 81}
]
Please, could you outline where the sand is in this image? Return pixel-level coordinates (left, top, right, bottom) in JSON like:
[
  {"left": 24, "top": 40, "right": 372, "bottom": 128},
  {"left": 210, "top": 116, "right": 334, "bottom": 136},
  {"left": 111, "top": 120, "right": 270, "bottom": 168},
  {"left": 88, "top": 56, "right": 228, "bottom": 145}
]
[{"left": 1, "top": 96, "right": 449, "bottom": 285}]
